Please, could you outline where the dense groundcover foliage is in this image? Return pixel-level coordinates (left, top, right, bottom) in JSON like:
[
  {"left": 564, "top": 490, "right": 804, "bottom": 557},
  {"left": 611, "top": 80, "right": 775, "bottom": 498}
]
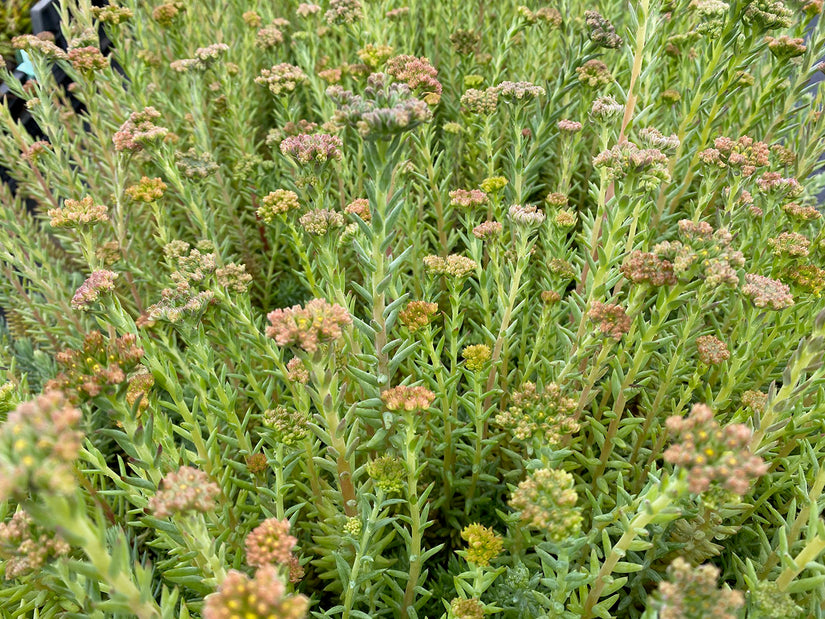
[{"left": 2, "top": 0, "right": 825, "bottom": 617}]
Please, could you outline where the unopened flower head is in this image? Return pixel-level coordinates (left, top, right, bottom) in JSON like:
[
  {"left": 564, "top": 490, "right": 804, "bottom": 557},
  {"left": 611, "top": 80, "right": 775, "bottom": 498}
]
[
  {"left": 557, "top": 119, "right": 583, "bottom": 134},
  {"left": 148, "top": 466, "right": 221, "bottom": 518},
  {"left": 423, "top": 254, "right": 478, "bottom": 278},
  {"left": 742, "top": 273, "right": 794, "bottom": 309},
  {"left": 381, "top": 384, "right": 435, "bottom": 412},
  {"left": 258, "top": 189, "right": 301, "bottom": 222},
  {"left": 113, "top": 107, "right": 168, "bottom": 152},
  {"left": 743, "top": 0, "right": 793, "bottom": 31},
  {"left": 328, "top": 74, "right": 432, "bottom": 137},
  {"left": 203, "top": 566, "right": 309, "bottom": 619},
  {"left": 245, "top": 518, "right": 297, "bottom": 567},
  {"left": 585, "top": 11, "right": 623, "bottom": 48},
  {"left": 46, "top": 331, "right": 144, "bottom": 402},
  {"left": 72, "top": 270, "right": 118, "bottom": 311},
  {"left": 592, "top": 142, "right": 670, "bottom": 189},
  {"left": 216, "top": 263, "right": 253, "bottom": 293},
  {"left": 325, "top": 0, "right": 363, "bottom": 24},
  {"left": 696, "top": 335, "right": 730, "bottom": 365},
  {"left": 576, "top": 59, "right": 612, "bottom": 87},
  {"left": 345, "top": 198, "right": 371, "bottom": 221},
  {"left": 480, "top": 176, "right": 508, "bottom": 193},
  {"left": 280, "top": 133, "right": 342, "bottom": 166},
  {"left": 493, "top": 381, "right": 578, "bottom": 446},
  {"left": 256, "top": 24, "right": 284, "bottom": 49},
  {"left": 462, "top": 344, "right": 491, "bottom": 371},
  {"left": 174, "top": 148, "right": 219, "bottom": 179},
  {"left": 0, "top": 511, "right": 71, "bottom": 580},
  {"left": 655, "top": 557, "right": 744, "bottom": 619},
  {"left": 367, "top": 455, "right": 406, "bottom": 493},
  {"left": 473, "top": 220, "right": 504, "bottom": 240},
  {"left": 449, "top": 189, "right": 488, "bottom": 209},
  {"left": 766, "top": 34, "right": 806, "bottom": 59},
  {"left": 266, "top": 298, "right": 352, "bottom": 352},
  {"left": 262, "top": 406, "right": 310, "bottom": 445},
  {"left": 508, "top": 204, "right": 546, "bottom": 227},
  {"left": 768, "top": 231, "right": 810, "bottom": 257},
  {"left": 450, "top": 598, "right": 485, "bottom": 619},
  {"left": 68, "top": 46, "right": 108, "bottom": 72},
  {"left": 589, "top": 301, "right": 631, "bottom": 340},
  {"left": 0, "top": 391, "right": 83, "bottom": 502},
  {"left": 297, "top": 3, "right": 321, "bottom": 18},
  {"left": 509, "top": 468, "right": 582, "bottom": 541},
  {"left": 386, "top": 54, "right": 442, "bottom": 103},
  {"left": 48, "top": 195, "right": 108, "bottom": 228},
  {"left": 664, "top": 403, "right": 768, "bottom": 494},
  {"left": 494, "top": 80, "right": 545, "bottom": 101},
  {"left": 639, "top": 127, "right": 680, "bottom": 152},
  {"left": 256, "top": 63, "right": 308, "bottom": 96},
  {"left": 460, "top": 523, "right": 503, "bottom": 566},
  {"left": 450, "top": 29, "right": 481, "bottom": 55},
  {"left": 126, "top": 177, "right": 167, "bottom": 203},
  {"left": 782, "top": 202, "right": 821, "bottom": 221},
  {"left": 590, "top": 95, "right": 624, "bottom": 121},
  {"left": 399, "top": 300, "right": 439, "bottom": 331},
  {"left": 299, "top": 208, "right": 345, "bottom": 235},
  {"left": 460, "top": 87, "right": 499, "bottom": 115},
  {"left": 621, "top": 251, "right": 677, "bottom": 287}
]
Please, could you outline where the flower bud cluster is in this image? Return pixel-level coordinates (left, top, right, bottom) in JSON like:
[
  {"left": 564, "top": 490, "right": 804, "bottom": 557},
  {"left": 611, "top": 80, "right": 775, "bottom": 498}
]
[
  {"left": 460, "top": 523, "right": 503, "bottom": 566},
  {"left": 245, "top": 518, "right": 297, "bottom": 567},
  {"left": 742, "top": 273, "right": 794, "bottom": 309},
  {"left": 585, "top": 11, "right": 622, "bottom": 48},
  {"left": 588, "top": 301, "right": 631, "bottom": 340},
  {"left": 696, "top": 335, "right": 730, "bottom": 365},
  {"left": 423, "top": 254, "right": 478, "bottom": 278},
  {"left": 449, "top": 189, "right": 488, "bottom": 209},
  {"left": 593, "top": 142, "right": 670, "bottom": 190},
  {"left": 113, "top": 107, "right": 168, "bottom": 152},
  {"left": 0, "top": 511, "right": 70, "bottom": 580},
  {"left": 576, "top": 59, "right": 613, "bottom": 87},
  {"left": 258, "top": 189, "right": 301, "bottom": 222},
  {"left": 328, "top": 73, "right": 432, "bottom": 137},
  {"left": 266, "top": 298, "right": 352, "bottom": 352},
  {"left": 493, "top": 381, "right": 579, "bottom": 446},
  {"left": 280, "top": 133, "right": 342, "bottom": 166},
  {"left": 509, "top": 468, "right": 582, "bottom": 541},
  {"left": 149, "top": 466, "right": 221, "bottom": 518},
  {"left": 381, "top": 384, "right": 435, "bottom": 412},
  {"left": 653, "top": 221, "right": 744, "bottom": 287},
  {"left": 203, "top": 566, "right": 309, "bottom": 619},
  {"left": 46, "top": 331, "right": 144, "bottom": 402},
  {"left": 462, "top": 344, "right": 491, "bottom": 371},
  {"left": 386, "top": 55, "right": 442, "bottom": 103},
  {"left": 655, "top": 557, "right": 744, "bottom": 619},
  {"left": 71, "top": 270, "right": 118, "bottom": 310},
  {"left": 621, "top": 251, "right": 677, "bottom": 287},
  {"left": 0, "top": 391, "right": 83, "bottom": 502},
  {"left": 698, "top": 135, "right": 770, "bottom": 177},
  {"left": 262, "top": 406, "right": 310, "bottom": 445},
  {"left": 768, "top": 231, "right": 810, "bottom": 258},
  {"left": 324, "top": 0, "right": 363, "bottom": 25},
  {"left": 126, "top": 177, "right": 167, "bottom": 203},
  {"left": 399, "top": 301, "right": 439, "bottom": 331},
  {"left": 664, "top": 403, "right": 768, "bottom": 494},
  {"left": 255, "top": 63, "right": 308, "bottom": 95},
  {"left": 299, "top": 208, "right": 345, "bottom": 235},
  {"left": 48, "top": 195, "right": 109, "bottom": 228},
  {"left": 367, "top": 455, "right": 406, "bottom": 493}
]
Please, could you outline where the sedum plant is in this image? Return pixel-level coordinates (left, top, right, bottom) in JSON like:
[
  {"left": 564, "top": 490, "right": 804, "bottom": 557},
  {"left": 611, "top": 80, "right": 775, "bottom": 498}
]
[{"left": 2, "top": 0, "right": 825, "bottom": 617}]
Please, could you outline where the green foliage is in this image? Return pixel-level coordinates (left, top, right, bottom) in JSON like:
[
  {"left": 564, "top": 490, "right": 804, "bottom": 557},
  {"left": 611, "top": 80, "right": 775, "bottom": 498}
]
[{"left": 1, "top": 0, "right": 825, "bottom": 617}]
